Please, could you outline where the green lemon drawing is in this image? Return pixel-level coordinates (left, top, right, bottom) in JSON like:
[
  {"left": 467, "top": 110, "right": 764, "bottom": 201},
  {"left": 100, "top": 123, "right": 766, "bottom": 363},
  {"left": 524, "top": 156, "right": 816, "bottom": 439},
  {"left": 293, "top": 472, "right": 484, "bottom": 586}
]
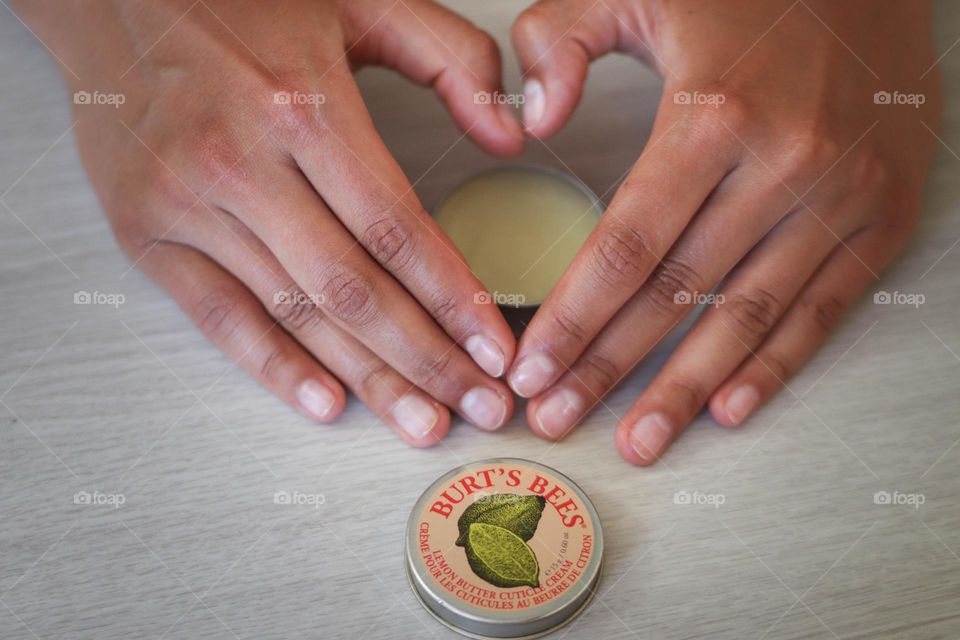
[
  {"left": 464, "top": 522, "right": 540, "bottom": 589},
  {"left": 455, "top": 494, "right": 545, "bottom": 547}
]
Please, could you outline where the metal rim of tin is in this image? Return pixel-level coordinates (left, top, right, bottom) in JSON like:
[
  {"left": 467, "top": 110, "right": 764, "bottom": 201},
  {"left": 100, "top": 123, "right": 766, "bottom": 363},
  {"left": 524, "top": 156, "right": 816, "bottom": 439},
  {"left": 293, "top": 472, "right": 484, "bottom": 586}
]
[
  {"left": 431, "top": 164, "right": 606, "bottom": 309},
  {"left": 405, "top": 458, "right": 604, "bottom": 639}
]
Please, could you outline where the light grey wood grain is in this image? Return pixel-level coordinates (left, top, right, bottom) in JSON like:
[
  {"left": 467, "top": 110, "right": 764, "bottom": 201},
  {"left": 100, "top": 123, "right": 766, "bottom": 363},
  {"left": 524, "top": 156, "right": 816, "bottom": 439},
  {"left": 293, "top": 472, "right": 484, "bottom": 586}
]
[{"left": 1, "top": 2, "right": 959, "bottom": 639}]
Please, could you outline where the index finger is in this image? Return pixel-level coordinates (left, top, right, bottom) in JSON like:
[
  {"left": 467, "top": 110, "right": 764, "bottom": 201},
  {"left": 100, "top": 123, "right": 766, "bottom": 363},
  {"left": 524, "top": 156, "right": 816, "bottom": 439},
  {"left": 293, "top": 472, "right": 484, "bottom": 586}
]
[{"left": 507, "top": 112, "right": 736, "bottom": 397}]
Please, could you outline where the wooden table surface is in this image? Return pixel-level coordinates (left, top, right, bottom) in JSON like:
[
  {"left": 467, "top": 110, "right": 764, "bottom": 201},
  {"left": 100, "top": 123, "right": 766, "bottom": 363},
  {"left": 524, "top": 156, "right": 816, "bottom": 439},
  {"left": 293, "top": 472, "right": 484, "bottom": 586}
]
[{"left": 2, "top": 2, "right": 959, "bottom": 639}]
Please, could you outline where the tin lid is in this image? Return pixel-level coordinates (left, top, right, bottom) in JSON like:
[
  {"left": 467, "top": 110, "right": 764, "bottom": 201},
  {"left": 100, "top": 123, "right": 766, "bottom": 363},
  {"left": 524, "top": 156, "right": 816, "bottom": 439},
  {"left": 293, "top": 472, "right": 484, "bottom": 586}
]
[{"left": 405, "top": 458, "right": 604, "bottom": 639}]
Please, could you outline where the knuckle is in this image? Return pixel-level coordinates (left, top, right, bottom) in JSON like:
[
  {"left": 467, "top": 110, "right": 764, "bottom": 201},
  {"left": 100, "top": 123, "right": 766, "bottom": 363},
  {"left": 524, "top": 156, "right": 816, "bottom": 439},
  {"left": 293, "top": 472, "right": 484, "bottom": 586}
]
[
  {"left": 782, "top": 128, "right": 842, "bottom": 183},
  {"left": 357, "top": 358, "right": 395, "bottom": 398},
  {"left": 664, "top": 374, "right": 708, "bottom": 410},
  {"left": 469, "top": 29, "right": 500, "bottom": 64},
  {"left": 414, "top": 349, "right": 456, "bottom": 392},
  {"left": 317, "top": 268, "right": 378, "bottom": 328},
  {"left": 258, "top": 347, "right": 287, "bottom": 382},
  {"left": 549, "top": 300, "right": 589, "bottom": 345},
  {"left": 805, "top": 293, "right": 845, "bottom": 334},
  {"left": 427, "top": 293, "right": 459, "bottom": 328},
  {"left": 265, "top": 75, "right": 327, "bottom": 136},
  {"left": 722, "top": 288, "right": 783, "bottom": 341},
  {"left": 591, "top": 223, "right": 653, "bottom": 288},
  {"left": 760, "top": 349, "right": 791, "bottom": 384},
  {"left": 193, "top": 289, "right": 246, "bottom": 342},
  {"left": 360, "top": 216, "right": 418, "bottom": 273},
  {"left": 644, "top": 256, "right": 704, "bottom": 315},
  {"left": 192, "top": 120, "right": 252, "bottom": 193},
  {"left": 271, "top": 289, "right": 324, "bottom": 334},
  {"left": 579, "top": 351, "right": 620, "bottom": 391},
  {"left": 512, "top": 7, "right": 552, "bottom": 46},
  {"left": 848, "top": 150, "right": 889, "bottom": 192},
  {"left": 687, "top": 89, "right": 751, "bottom": 139}
]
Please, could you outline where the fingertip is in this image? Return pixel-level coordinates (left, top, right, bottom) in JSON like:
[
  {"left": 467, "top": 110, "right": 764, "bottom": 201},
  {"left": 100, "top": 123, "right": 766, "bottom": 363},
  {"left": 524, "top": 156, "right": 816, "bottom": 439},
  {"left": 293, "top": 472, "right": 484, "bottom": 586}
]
[
  {"left": 521, "top": 76, "right": 579, "bottom": 139},
  {"left": 460, "top": 385, "right": 513, "bottom": 431},
  {"left": 710, "top": 384, "right": 760, "bottom": 428},
  {"left": 527, "top": 387, "right": 584, "bottom": 441},
  {"left": 465, "top": 107, "right": 525, "bottom": 158},
  {"left": 614, "top": 412, "right": 674, "bottom": 467},
  {"left": 409, "top": 406, "right": 452, "bottom": 448},
  {"left": 297, "top": 379, "right": 346, "bottom": 424}
]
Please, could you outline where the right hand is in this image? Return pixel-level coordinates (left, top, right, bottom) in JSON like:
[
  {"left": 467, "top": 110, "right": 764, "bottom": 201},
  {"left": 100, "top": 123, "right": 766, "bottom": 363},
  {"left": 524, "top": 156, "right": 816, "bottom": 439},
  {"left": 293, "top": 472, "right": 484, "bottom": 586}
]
[{"left": 17, "top": 0, "right": 524, "bottom": 445}]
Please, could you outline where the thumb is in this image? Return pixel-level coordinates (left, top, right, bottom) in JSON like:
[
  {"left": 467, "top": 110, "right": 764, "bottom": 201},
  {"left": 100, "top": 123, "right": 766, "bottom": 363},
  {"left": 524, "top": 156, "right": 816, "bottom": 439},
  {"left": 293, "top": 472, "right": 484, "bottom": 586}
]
[
  {"left": 512, "top": 0, "right": 625, "bottom": 138},
  {"left": 346, "top": 0, "right": 525, "bottom": 157}
]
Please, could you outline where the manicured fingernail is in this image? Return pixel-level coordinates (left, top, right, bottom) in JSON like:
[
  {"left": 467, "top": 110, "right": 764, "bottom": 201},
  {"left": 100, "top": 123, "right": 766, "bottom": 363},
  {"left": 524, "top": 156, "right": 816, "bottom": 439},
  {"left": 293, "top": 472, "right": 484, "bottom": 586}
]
[
  {"left": 392, "top": 395, "right": 439, "bottom": 439},
  {"left": 509, "top": 352, "right": 557, "bottom": 398},
  {"left": 725, "top": 385, "right": 759, "bottom": 425},
  {"left": 461, "top": 387, "right": 508, "bottom": 431},
  {"left": 465, "top": 334, "right": 506, "bottom": 378},
  {"left": 629, "top": 413, "right": 673, "bottom": 461},
  {"left": 522, "top": 79, "right": 545, "bottom": 131},
  {"left": 297, "top": 380, "right": 336, "bottom": 420},
  {"left": 535, "top": 388, "right": 584, "bottom": 439}
]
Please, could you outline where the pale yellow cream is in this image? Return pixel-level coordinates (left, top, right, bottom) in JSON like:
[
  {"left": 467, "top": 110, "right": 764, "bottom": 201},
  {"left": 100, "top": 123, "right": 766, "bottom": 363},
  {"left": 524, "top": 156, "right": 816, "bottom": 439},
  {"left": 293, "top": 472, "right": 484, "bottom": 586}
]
[{"left": 434, "top": 167, "right": 601, "bottom": 305}]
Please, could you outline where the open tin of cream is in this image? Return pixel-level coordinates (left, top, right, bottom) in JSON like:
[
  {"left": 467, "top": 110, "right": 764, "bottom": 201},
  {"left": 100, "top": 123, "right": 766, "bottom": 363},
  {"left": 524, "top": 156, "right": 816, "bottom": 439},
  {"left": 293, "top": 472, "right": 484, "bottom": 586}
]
[
  {"left": 405, "top": 458, "right": 603, "bottom": 639},
  {"left": 433, "top": 166, "right": 603, "bottom": 332}
]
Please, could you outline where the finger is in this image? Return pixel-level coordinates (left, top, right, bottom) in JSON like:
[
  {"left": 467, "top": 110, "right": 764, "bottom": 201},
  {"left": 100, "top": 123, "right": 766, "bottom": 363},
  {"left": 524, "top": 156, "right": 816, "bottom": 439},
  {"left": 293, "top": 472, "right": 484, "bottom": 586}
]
[
  {"left": 524, "top": 184, "right": 832, "bottom": 440},
  {"left": 611, "top": 211, "right": 874, "bottom": 466},
  {"left": 511, "top": 0, "right": 646, "bottom": 137},
  {"left": 346, "top": 0, "right": 524, "bottom": 155},
  {"left": 170, "top": 207, "right": 451, "bottom": 446},
  {"left": 139, "top": 240, "right": 346, "bottom": 424},
  {"left": 282, "top": 71, "right": 516, "bottom": 378},
  {"left": 508, "top": 114, "right": 736, "bottom": 397},
  {"left": 225, "top": 163, "right": 512, "bottom": 431},
  {"left": 708, "top": 224, "right": 898, "bottom": 428}
]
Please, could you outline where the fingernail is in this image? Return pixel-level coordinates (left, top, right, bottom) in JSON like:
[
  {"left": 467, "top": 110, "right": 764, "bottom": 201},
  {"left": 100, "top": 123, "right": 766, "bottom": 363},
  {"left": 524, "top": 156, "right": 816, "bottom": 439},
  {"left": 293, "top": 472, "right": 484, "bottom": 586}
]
[
  {"left": 461, "top": 387, "right": 508, "bottom": 431},
  {"left": 509, "top": 352, "right": 557, "bottom": 398},
  {"left": 392, "top": 395, "right": 440, "bottom": 439},
  {"left": 629, "top": 413, "right": 673, "bottom": 461},
  {"left": 725, "top": 385, "right": 759, "bottom": 425},
  {"left": 297, "top": 380, "right": 336, "bottom": 420},
  {"left": 465, "top": 334, "right": 506, "bottom": 378},
  {"left": 522, "top": 79, "right": 545, "bottom": 131},
  {"left": 535, "top": 388, "right": 584, "bottom": 439}
]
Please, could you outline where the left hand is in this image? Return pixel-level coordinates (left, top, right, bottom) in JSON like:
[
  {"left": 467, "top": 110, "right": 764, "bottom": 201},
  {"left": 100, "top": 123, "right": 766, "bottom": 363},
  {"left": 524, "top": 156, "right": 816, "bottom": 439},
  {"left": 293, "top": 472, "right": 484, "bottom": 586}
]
[{"left": 507, "top": 0, "right": 942, "bottom": 464}]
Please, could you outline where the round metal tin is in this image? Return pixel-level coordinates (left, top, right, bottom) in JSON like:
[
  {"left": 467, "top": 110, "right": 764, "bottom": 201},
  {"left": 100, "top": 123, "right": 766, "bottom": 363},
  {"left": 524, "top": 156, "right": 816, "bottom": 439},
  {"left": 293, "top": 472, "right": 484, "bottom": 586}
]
[{"left": 405, "top": 458, "right": 604, "bottom": 639}]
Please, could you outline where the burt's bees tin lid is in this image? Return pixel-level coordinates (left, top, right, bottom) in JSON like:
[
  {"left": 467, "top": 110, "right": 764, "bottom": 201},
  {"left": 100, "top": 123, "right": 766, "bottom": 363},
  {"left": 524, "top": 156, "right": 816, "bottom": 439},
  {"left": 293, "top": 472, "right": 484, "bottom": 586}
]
[{"left": 405, "top": 458, "right": 603, "bottom": 639}]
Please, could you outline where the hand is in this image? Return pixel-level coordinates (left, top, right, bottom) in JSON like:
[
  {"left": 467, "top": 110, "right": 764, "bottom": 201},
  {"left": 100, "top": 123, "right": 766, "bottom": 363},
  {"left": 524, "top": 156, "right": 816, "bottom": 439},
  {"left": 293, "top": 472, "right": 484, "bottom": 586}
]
[
  {"left": 17, "top": 0, "right": 525, "bottom": 445},
  {"left": 508, "top": 0, "right": 942, "bottom": 463}
]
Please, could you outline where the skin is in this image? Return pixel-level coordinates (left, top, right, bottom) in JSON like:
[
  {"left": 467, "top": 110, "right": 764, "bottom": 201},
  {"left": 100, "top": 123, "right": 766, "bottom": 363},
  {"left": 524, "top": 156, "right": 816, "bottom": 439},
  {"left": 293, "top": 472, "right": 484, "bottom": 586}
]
[
  {"left": 12, "top": 0, "right": 943, "bottom": 462},
  {"left": 509, "top": 0, "right": 943, "bottom": 464},
  {"left": 11, "top": 0, "right": 527, "bottom": 446}
]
